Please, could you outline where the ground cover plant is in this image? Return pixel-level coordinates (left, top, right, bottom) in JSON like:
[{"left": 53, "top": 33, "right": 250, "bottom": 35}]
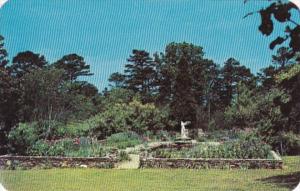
[
  {"left": 29, "top": 137, "right": 111, "bottom": 158},
  {"left": 105, "top": 132, "right": 143, "bottom": 149}
]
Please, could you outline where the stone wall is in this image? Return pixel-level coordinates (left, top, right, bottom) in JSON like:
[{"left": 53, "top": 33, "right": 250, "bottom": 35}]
[
  {"left": 140, "top": 152, "right": 283, "bottom": 169},
  {"left": 0, "top": 155, "right": 117, "bottom": 169}
]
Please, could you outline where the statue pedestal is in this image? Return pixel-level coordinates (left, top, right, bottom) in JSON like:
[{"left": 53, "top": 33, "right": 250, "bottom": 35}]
[{"left": 175, "top": 121, "right": 193, "bottom": 146}]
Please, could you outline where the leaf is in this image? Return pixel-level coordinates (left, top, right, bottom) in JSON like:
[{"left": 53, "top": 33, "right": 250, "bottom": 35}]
[
  {"left": 269, "top": 37, "right": 286, "bottom": 50},
  {"left": 273, "top": 4, "right": 291, "bottom": 23},
  {"left": 259, "top": 9, "right": 274, "bottom": 36},
  {"left": 289, "top": 26, "right": 300, "bottom": 52}
]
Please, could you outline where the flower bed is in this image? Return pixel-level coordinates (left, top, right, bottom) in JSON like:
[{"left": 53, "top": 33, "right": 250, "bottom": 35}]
[
  {"left": 140, "top": 151, "right": 282, "bottom": 169},
  {"left": 140, "top": 138, "right": 283, "bottom": 169}
]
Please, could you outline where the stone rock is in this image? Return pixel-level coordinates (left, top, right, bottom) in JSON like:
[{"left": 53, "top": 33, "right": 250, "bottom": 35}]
[{"left": 80, "top": 164, "right": 88, "bottom": 168}]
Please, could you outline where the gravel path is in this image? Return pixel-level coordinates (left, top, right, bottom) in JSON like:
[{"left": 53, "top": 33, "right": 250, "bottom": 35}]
[{"left": 115, "top": 154, "right": 140, "bottom": 169}]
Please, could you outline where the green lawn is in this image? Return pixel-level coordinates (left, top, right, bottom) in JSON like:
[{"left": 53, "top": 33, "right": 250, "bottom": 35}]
[{"left": 0, "top": 156, "right": 299, "bottom": 191}]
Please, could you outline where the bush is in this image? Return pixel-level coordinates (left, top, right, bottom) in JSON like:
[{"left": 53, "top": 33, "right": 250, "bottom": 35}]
[
  {"left": 29, "top": 140, "right": 50, "bottom": 156},
  {"left": 273, "top": 132, "right": 300, "bottom": 155},
  {"left": 28, "top": 137, "right": 108, "bottom": 157},
  {"left": 152, "top": 134, "right": 272, "bottom": 159},
  {"left": 91, "top": 98, "right": 176, "bottom": 138},
  {"left": 205, "top": 130, "right": 238, "bottom": 142},
  {"left": 8, "top": 123, "right": 39, "bottom": 154},
  {"left": 118, "top": 151, "right": 130, "bottom": 161},
  {"left": 106, "top": 132, "right": 142, "bottom": 149}
]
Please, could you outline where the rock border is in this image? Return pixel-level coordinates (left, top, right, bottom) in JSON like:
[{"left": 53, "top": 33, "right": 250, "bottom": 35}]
[
  {"left": 139, "top": 151, "right": 283, "bottom": 169},
  {"left": 0, "top": 155, "right": 117, "bottom": 169}
]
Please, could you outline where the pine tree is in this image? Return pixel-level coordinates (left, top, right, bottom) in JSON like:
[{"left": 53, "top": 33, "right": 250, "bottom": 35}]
[
  {"left": 10, "top": 51, "right": 47, "bottom": 78},
  {"left": 170, "top": 57, "right": 198, "bottom": 129},
  {"left": 124, "top": 50, "right": 156, "bottom": 102},
  {"left": 220, "top": 58, "right": 254, "bottom": 108},
  {"left": 53, "top": 54, "right": 93, "bottom": 82},
  {"left": 0, "top": 35, "right": 8, "bottom": 68}
]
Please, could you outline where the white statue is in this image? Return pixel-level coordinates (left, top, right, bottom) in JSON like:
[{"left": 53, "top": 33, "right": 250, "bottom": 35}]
[
  {"left": 181, "top": 121, "right": 191, "bottom": 139},
  {"left": 0, "top": 183, "right": 8, "bottom": 191}
]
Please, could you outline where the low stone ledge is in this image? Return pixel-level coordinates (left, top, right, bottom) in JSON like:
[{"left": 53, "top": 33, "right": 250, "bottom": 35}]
[
  {"left": 139, "top": 157, "right": 283, "bottom": 169},
  {"left": 0, "top": 155, "right": 117, "bottom": 169}
]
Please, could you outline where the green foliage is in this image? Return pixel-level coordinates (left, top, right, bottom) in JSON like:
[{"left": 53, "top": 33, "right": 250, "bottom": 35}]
[
  {"left": 220, "top": 58, "right": 255, "bottom": 108},
  {"left": 55, "top": 121, "right": 91, "bottom": 138},
  {"left": 170, "top": 57, "right": 199, "bottom": 129},
  {"left": 225, "top": 84, "right": 289, "bottom": 134},
  {"left": 0, "top": 35, "right": 8, "bottom": 68},
  {"left": 92, "top": 98, "right": 175, "bottom": 138},
  {"left": 204, "top": 130, "right": 238, "bottom": 142},
  {"left": 276, "top": 64, "right": 300, "bottom": 133},
  {"left": 8, "top": 123, "right": 39, "bottom": 154},
  {"left": 273, "top": 131, "right": 300, "bottom": 155},
  {"left": 108, "top": 72, "right": 126, "bottom": 88},
  {"left": 118, "top": 151, "right": 130, "bottom": 161},
  {"left": 19, "top": 68, "right": 67, "bottom": 122},
  {"left": 124, "top": 49, "right": 157, "bottom": 103},
  {"left": 28, "top": 137, "right": 108, "bottom": 157},
  {"left": 28, "top": 140, "right": 50, "bottom": 156},
  {"left": 10, "top": 51, "right": 47, "bottom": 78},
  {"left": 152, "top": 134, "right": 272, "bottom": 159},
  {"left": 102, "top": 88, "right": 136, "bottom": 107},
  {"left": 276, "top": 64, "right": 300, "bottom": 83},
  {"left": 0, "top": 67, "right": 20, "bottom": 154},
  {"left": 224, "top": 82, "right": 257, "bottom": 129},
  {"left": 246, "top": 1, "right": 299, "bottom": 58},
  {"left": 106, "top": 132, "right": 142, "bottom": 149},
  {"left": 53, "top": 54, "right": 93, "bottom": 82}
]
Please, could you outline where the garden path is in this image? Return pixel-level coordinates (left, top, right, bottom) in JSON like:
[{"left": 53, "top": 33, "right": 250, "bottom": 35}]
[{"left": 115, "top": 154, "right": 140, "bottom": 169}]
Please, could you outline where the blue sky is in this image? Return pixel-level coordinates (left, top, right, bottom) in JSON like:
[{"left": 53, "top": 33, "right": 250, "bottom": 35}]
[{"left": 0, "top": 0, "right": 290, "bottom": 90}]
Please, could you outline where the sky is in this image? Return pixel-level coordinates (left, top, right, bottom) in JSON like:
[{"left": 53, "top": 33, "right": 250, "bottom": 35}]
[{"left": 0, "top": 0, "right": 296, "bottom": 90}]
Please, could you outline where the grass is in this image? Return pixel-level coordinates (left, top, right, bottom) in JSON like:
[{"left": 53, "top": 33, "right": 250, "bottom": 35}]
[{"left": 0, "top": 156, "right": 299, "bottom": 191}]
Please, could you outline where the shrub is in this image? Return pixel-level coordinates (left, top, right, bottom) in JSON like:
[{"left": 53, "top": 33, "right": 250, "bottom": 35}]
[
  {"left": 274, "top": 131, "right": 300, "bottom": 155},
  {"left": 118, "top": 151, "right": 130, "bottom": 161},
  {"left": 151, "top": 134, "right": 272, "bottom": 159},
  {"left": 8, "top": 123, "right": 39, "bottom": 154},
  {"left": 91, "top": 98, "right": 176, "bottom": 138},
  {"left": 106, "top": 132, "right": 142, "bottom": 149},
  {"left": 28, "top": 137, "right": 108, "bottom": 157},
  {"left": 205, "top": 130, "right": 238, "bottom": 142},
  {"left": 29, "top": 140, "right": 50, "bottom": 156}
]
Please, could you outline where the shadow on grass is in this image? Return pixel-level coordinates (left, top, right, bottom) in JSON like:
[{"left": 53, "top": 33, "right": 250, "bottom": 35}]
[{"left": 259, "top": 171, "right": 300, "bottom": 189}]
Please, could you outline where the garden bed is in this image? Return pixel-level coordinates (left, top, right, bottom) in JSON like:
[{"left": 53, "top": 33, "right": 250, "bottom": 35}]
[
  {"left": 0, "top": 155, "right": 117, "bottom": 170},
  {"left": 139, "top": 151, "right": 283, "bottom": 169},
  {"left": 140, "top": 139, "right": 283, "bottom": 169}
]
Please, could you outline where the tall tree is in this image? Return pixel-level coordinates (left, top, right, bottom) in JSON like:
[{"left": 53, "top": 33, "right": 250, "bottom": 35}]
[
  {"left": 0, "top": 35, "right": 8, "bottom": 68},
  {"left": 108, "top": 72, "right": 125, "bottom": 88},
  {"left": 10, "top": 51, "right": 47, "bottom": 78},
  {"left": 220, "top": 58, "right": 254, "bottom": 107},
  {"left": 170, "top": 57, "right": 199, "bottom": 130},
  {"left": 258, "top": 65, "right": 278, "bottom": 91},
  {"left": 53, "top": 54, "right": 93, "bottom": 82},
  {"left": 276, "top": 64, "right": 300, "bottom": 133},
  {"left": 0, "top": 69, "right": 21, "bottom": 154},
  {"left": 157, "top": 42, "right": 206, "bottom": 105},
  {"left": 272, "top": 47, "right": 294, "bottom": 68},
  {"left": 124, "top": 50, "right": 156, "bottom": 102}
]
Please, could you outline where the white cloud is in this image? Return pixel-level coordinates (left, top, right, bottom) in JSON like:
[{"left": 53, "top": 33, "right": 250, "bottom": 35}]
[{"left": 0, "top": 0, "right": 9, "bottom": 8}]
